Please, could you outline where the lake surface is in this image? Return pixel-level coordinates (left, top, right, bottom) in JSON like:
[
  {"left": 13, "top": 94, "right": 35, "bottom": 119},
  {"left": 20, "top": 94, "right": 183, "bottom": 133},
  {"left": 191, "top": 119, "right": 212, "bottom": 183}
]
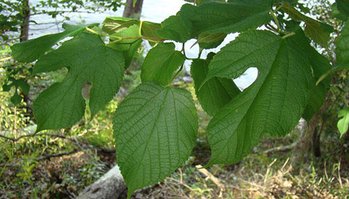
[{"left": 29, "top": 0, "right": 256, "bottom": 89}]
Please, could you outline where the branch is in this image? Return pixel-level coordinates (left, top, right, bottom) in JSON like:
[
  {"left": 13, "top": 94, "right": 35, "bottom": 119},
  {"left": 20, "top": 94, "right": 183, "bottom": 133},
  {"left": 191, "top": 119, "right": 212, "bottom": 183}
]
[
  {"left": 36, "top": 149, "right": 79, "bottom": 161},
  {"left": 0, "top": 131, "right": 40, "bottom": 142},
  {"left": 263, "top": 141, "right": 298, "bottom": 154}
]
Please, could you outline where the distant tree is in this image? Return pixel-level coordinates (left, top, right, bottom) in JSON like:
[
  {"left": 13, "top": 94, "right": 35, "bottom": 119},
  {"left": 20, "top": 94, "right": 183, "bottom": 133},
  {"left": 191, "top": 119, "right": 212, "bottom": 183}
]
[
  {"left": 122, "top": 0, "right": 144, "bottom": 19},
  {"left": 0, "top": 0, "right": 122, "bottom": 43}
]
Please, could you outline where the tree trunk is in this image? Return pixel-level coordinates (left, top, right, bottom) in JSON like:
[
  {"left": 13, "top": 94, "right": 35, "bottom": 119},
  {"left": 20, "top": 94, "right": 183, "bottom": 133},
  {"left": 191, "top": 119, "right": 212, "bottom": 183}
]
[
  {"left": 123, "top": 0, "right": 144, "bottom": 19},
  {"left": 20, "top": 0, "right": 30, "bottom": 42},
  {"left": 19, "top": 0, "right": 33, "bottom": 117},
  {"left": 291, "top": 97, "right": 331, "bottom": 165}
]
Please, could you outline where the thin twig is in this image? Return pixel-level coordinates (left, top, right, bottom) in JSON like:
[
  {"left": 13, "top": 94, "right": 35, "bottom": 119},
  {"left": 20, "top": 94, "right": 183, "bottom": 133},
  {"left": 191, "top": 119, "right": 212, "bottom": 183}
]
[{"left": 263, "top": 141, "right": 299, "bottom": 154}]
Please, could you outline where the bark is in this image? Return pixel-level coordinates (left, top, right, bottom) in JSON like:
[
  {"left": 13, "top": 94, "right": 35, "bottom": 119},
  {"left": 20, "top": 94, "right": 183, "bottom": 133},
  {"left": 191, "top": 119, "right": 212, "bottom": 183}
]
[
  {"left": 20, "top": 0, "right": 30, "bottom": 42},
  {"left": 19, "top": 0, "right": 33, "bottom": 117},
  {"left": 123, "top": 0, "right": 144, "bottom": 19},
  {"left": 77, "top": 165, "right": 127, "bottom": 199}
]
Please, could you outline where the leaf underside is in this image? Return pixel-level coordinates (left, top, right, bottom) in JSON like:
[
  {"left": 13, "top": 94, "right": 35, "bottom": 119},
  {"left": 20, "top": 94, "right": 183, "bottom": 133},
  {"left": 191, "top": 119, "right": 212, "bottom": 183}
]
[
  {"left": 113, "top": 83, "right": 198, "bottom": 195},
  {"left": 205, "top": 30, "right": 314, "bottom": 165}
]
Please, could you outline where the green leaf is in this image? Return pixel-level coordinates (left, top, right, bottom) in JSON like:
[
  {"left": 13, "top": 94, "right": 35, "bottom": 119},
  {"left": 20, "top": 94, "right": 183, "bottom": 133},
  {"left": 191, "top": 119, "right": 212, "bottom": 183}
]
[
  {"left": 113, "top": 83, "right": 198, "bottom": 196},
  {"left": 180, "top": 0, "right": 272, "bottom": 35},
  {"left": 108, "top": 24, "right": 142, "bottom": 68},
  {"left": 303, "top": 47, "right": 331, "bottom": 121},
  {"left": 11, "top": 24, "right": 86, "bottom": 62},
  {"left": 332, "top": 3, "right": 348, "bottom": 21},
  {"left": 206, "top": 31, "right": 314, "bottom": 165},
  {"left": 102, "top": 17, "right": 139, "bottom": 34},
  {"left": 12, "top": 79, "right": 30, "bottom": 95},
  {"left": 191, "top": 59, "right": 240, "bottom": 116},
  {"left": 33, "top": 32, "right": 125, "bottom": 131},
  {"left": 158, "top": 0, "right": 272, "bottom": 42},
  {"left": 337, "top": 0, "right": 349, "bottom": 17},
  {"left": 198, "top": 33, "right": 226, "bottom": 49},
  {"left": 196, "top": 0, "right": 225, "bottom": 5},
  {"left": 141, "top": 21, "right": 163, "bottom": 42},
  {"left": 282, "top": 3, "right": 333, "bottom": 47},
  {"left": 157, "top": 15, "right": 193, "bottom": 43},
  {"left": 10, "top": 91, "right": 22, "bottom": 105},
  {"left": 2, "top": 83, "right": 12, "bottom": 92},
  {"left": 338, "top": 108, "right": 349, "bottom": 137},
  {"left": 336, "top": 21, "right": 349, "bottom": 68},
  {"left": 141, "top": 43, "right": 185, "bottom": 86}
]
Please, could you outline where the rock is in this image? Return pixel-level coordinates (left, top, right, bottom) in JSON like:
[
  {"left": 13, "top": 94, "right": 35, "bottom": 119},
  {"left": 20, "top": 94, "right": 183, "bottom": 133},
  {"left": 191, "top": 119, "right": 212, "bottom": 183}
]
[{"left": 77, "top": 165, "right": 126, "bottom": 199}]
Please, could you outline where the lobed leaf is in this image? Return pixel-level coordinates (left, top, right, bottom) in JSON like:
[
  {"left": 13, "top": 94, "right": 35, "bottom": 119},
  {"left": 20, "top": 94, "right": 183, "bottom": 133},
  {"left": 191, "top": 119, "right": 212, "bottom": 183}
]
[
  {"left": 206, "top": 30, "right": 314, "bottom": 165},
  {"left": 33, "top": 32, "right": 125, "bottom": 131},
  {"left": 113, "top": 83, "right": 198, "bottom": 196},
  {"left": 11, "top": 24, "right": 86, "bottom": 62}
]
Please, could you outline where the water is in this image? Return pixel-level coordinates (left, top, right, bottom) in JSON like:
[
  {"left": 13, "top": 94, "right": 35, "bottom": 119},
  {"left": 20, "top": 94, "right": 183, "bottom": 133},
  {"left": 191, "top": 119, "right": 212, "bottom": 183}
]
[
  {"left": 29, "top": 0, "right": 185, "bottom": 37},
  {"left": 29, "top": 0, "right": 256, "bottom": 89}
]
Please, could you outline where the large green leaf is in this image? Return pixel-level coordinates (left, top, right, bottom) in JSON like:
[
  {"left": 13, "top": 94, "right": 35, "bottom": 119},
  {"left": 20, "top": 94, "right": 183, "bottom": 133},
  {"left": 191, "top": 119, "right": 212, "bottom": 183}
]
[
  {"left": 181, "top": 1, "right": 272, "bottom": 35},
  {"left": 303, "top": 48, "right": 331, "bottom": 121},
  {"left": 191, "top": 59, "right": 240, "bottom": 116},
  {"left": 141, "top": 43, "right": 185, "bottom": 86},
  {"left": 11, "top": 24, "right": 86, "bottom": 62},
  {"left": 205, "top": 31, "right": 314, "bottom": 165},
  {"left": 282, "top": 2, "right": 333, "bottom": 47},
  {"left": 336, "top": 21, "right": 349, "bottom": 68},
  {"left": 113, "top": 83, "right": 198, "bottom": 196},
  {"left": 158, "top": 0, "right": 272, "bottom": 42},
  {"left": 33, "top": 32, "right": 125, "bottom": 131}
]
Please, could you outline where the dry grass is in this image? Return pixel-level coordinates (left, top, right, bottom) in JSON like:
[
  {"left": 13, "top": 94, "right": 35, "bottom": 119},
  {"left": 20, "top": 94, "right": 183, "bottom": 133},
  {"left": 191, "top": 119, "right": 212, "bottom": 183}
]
[
  {"left": 133, "top": 128, "right": 349, "bottom": 199},
  {"left": 133, "top": 155, "right": 349, "bottom": 199}
]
